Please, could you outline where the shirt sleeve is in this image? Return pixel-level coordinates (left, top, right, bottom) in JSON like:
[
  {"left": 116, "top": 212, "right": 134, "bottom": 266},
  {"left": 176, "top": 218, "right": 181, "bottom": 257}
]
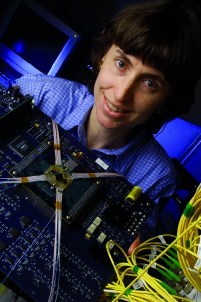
[{"left": 14, "top": 73, "right": 90, "bottom": 118}]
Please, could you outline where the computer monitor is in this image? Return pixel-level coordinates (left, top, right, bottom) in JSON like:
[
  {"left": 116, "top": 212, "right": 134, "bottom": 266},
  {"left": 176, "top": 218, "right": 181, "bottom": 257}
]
[{"left": 0, "top": 0, "right": 80, "bottom": 86}]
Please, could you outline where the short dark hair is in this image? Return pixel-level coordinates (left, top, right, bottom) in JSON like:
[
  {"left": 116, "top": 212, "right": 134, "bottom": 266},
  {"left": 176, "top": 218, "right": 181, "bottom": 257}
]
[{"left": 89, "top": 0, "right": 201, "bottom": 131}]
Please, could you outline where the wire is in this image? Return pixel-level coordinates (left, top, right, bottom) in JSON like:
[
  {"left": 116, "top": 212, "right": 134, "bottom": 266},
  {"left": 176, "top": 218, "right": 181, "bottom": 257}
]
[
  {"left": 0, "top": 117, "right": 124, "bottom": 301},
  {"left": 48, "top": 120, "right": 63, "bottom": 302},
  {"left": 2, "top": 114, "right": 200, "bottom": 301},
  {"left": 176, "top": 184, "right": 201, "bottom": 292},
  {"left": 103, "top": 184, "right": 201, "bottom": 302},
  {"left": 0, "top": 175, "right": 47, "bottom": 184}
]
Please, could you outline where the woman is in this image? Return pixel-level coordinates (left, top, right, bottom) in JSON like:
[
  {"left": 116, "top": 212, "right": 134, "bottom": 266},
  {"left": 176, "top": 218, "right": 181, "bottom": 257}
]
[{"left": 14, "top": 0, "right": 201, "bottom": 250}]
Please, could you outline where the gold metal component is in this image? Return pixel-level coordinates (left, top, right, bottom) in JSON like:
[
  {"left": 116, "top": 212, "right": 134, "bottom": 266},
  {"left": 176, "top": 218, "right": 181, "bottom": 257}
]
[
  {"left": 55, "top": 201, "right": 62, "bottom": 210},
  {"left": 21, "top": 177, "right": 29, "bottom": 183},
  {"left": 88, "top": 172, "right": 96, "bottom": 178},
  {"left": 54, "top": 144, "right": 60, "bottom": 150},
  {"left": 72, "top": 151, "right": 83, "bottom": 159},
  {"left": 45, "top": 165, "right": 73, "bottom": 191},
  {"left": 85, "top": 233, "right": 91, "bottom": 240}
]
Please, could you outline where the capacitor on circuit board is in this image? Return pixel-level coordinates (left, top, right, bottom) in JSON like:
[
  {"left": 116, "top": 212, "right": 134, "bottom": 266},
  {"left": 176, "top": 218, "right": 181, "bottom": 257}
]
[{"left": 125, "top": 186, "right": 142, "bottom": 203}]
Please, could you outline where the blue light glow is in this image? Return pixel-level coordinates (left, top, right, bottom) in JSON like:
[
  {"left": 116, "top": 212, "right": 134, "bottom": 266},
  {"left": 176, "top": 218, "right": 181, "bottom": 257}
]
[{"left": 12, "top": 39, "right": 25, "bottom": 54}]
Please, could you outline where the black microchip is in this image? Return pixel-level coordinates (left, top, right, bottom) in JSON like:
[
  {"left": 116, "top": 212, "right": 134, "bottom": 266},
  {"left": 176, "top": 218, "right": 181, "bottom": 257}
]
[
  {"left": 0, "top": 239, "right": 7, "bottom": 251},
  {"left": 0, "top": 154, "right": 4, "bottom": 163},
  {"left": 20, "top": 216, "right": 32, "bottom": 226},
  {"left": 9, "top": 227, "right": 21, "bottom": 238},
  {"left": 9, "top": 136, "right": 33, "bottom": 157}
]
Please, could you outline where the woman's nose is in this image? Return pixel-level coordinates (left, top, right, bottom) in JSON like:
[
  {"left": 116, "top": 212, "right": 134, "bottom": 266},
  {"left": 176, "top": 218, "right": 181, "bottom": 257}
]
[{"left": 113, "top": 79, "right": 135, "bottom": 102}]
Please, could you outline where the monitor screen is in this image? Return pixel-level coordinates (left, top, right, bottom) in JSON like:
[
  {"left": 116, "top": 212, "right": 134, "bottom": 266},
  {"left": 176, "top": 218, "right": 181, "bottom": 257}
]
[{"left": 0, "top": 0, "right": 80, "bottom": 85}]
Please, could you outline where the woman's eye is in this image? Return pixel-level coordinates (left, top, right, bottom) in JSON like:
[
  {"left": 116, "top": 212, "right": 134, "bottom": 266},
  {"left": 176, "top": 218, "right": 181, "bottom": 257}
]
[
  {"left": 144, "top": 79, "right": 157, "bottom": 89},
  {"left": 115, "top": 59, "right": 127, "bottom": 70}
]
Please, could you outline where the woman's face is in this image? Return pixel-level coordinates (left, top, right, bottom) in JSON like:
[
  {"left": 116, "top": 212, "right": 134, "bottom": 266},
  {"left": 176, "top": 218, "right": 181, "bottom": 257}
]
[{"left": 93, "top": 44, "right": 171, "bottom": 132}]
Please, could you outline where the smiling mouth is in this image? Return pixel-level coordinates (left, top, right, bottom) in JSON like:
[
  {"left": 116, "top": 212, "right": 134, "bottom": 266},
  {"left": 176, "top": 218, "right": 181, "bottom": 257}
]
[{"left": 107, "top": 100, "right": 129, "bottom": 113}]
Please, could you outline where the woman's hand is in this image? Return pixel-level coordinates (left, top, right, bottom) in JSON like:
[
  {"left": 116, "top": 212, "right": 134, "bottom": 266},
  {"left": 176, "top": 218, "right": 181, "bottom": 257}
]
[{"left": 128, "top": 234, "right": 140, "bottom": 255}]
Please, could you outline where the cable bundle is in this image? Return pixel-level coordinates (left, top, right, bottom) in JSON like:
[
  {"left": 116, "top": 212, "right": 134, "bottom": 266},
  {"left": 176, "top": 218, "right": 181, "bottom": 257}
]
[
  {"left": 103, "top": 184, "right": 201, "bottom": 302},
  {"left": 104, "top": 237, "right": 190, "bottom": 301},
  {"left": 177, "top": 184, "right": 201, "bottom": 292}
]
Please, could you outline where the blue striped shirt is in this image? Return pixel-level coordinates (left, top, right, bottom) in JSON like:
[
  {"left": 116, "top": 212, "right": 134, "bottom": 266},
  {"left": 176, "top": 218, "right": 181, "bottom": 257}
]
[{"left": 15, "top": 74, "right": 177, "bottom": 231}]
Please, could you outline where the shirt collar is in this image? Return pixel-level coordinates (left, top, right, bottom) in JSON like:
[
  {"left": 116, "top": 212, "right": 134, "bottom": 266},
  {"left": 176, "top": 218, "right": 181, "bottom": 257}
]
[
  {"left": 95, "top": 128, "right": 150, "bottom": 154},
  {"left": 77, "top": 106, "right": 92, "bottom": 146},
  {"left": 76, "top": 107, "right": 150, "bottom": 156}
]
